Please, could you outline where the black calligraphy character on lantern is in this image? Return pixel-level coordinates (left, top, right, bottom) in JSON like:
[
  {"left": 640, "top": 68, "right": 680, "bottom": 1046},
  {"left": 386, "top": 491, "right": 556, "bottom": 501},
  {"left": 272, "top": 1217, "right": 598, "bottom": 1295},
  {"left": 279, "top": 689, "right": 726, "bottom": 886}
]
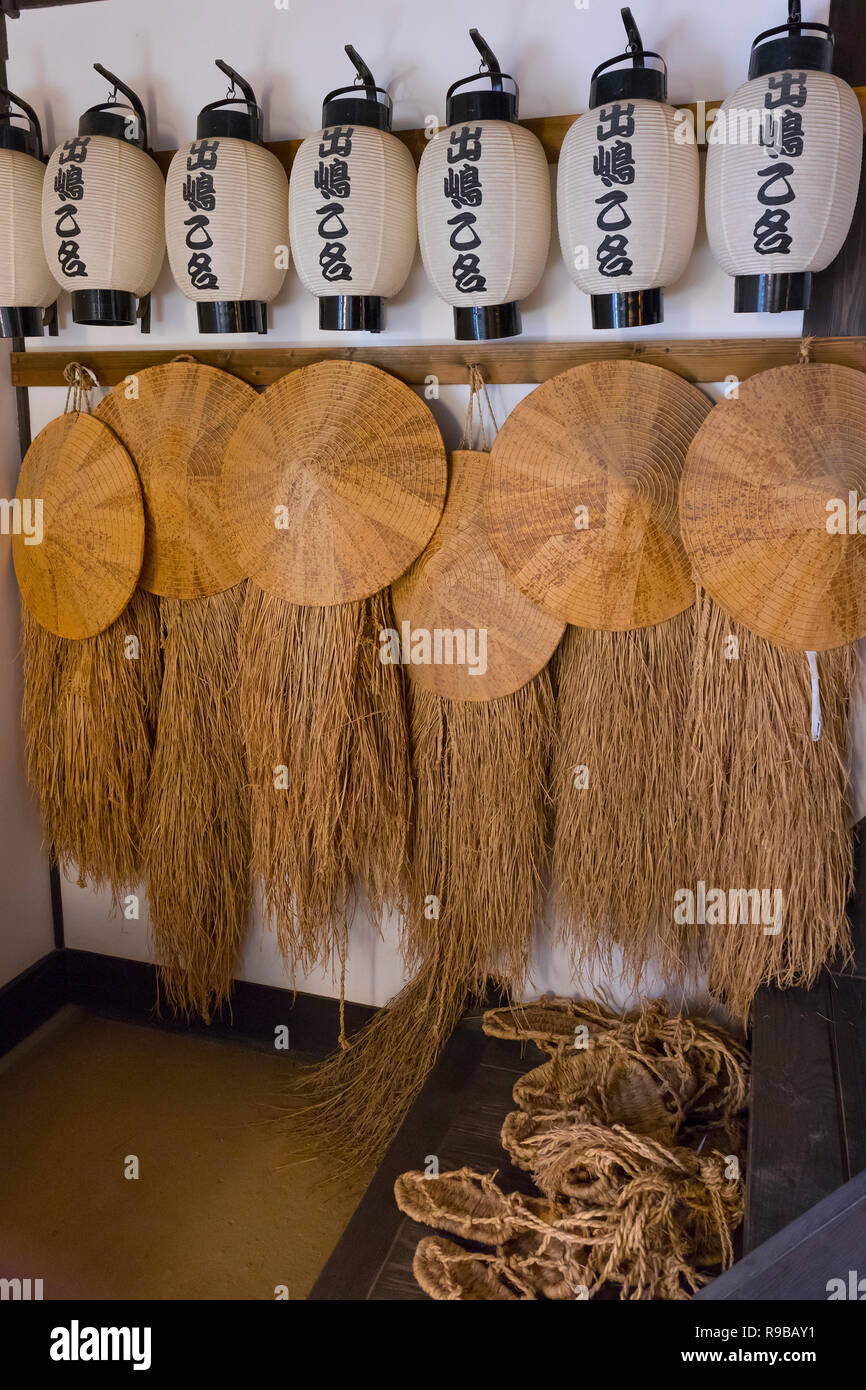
[
  {"left": 596, "top": 104, "right": 635, "bottom": 142},
  {"left": 452, "top": 252, "right": 487, "bottom": 293},
  {"left": 319, "top": 242, "right": 352, "bottom": 280},
  {"left": 595, "top": 190, "right": 632, "bottom": 231},
  {"left": 318, "top": 127, "right": 354, "bottom": 158},
  {"left": 756, "top": 162, "right": 796, "bottom": 206},
  {"left": 54, "top": 165, "right": 84, "bottom": 201},
  {"left": 597, "top": 233, "right": 633, "bottom": 278},
  {"left": 184, "top": 215, "right": 215, "bottom": 251},
  {"left": 447, "top": 211, "right": 483, "bottom": 252},
  {"left": 759, "top": 109, "right": 805, "bottom": 159},
  {"left": 317, "top": 204, "right": 350, "bottom": 240},
  {"left": 54, "top": 205, "right": 86, "bottom": 276},
  {"left": 58, "top": 136, "right": 91, "bottom": 165},
  {"left": 764, "top": 72, "right": 807, "bottom": 110},
  {"left": 315, "top": 159, "right": 351, "bottom": 199},
  {"left": 447, "top": 126, "right": 483, "bottom": 164},
  {"left": 753, "top": 208, "right": 792, "bottom": 255},
  {"left": 444, "top": 164, "right": 483, "bottom": 208},
  {"left": 186, "top": 139, "right": 221, "bottom": 172},
  {"left": 188, "top": 252, "right": 219, "bottom": 289},
  {"left": 593, "top": 140, "right": 635, "bottom": 187},
  {"left": 183, "top": 173, "right": 216, "bottom": 211}
]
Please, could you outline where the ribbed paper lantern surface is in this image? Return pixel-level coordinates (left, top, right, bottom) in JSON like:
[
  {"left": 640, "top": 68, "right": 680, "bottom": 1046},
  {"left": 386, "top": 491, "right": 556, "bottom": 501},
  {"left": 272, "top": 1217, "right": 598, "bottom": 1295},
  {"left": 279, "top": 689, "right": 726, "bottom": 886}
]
[
  {"left": 557, "top": 10, "right": 698, "bottom": 329},
  {"left": 705, "top": 4, "right": 863, "bottom": 313},
  {"left": 0, "top": 90, "right": 55, "bottom": 337},
  {"left": 165, "top": 61, "right": 289, "bottom": 335},
  {"left": 41, "top": 66, "right": 164, "bottom": 327},
  {"left": 289, "top": 46, "right": 416, "bottom": 333},
  {"left": 417, "top": 30, "right": 550, "bottom": 341}
]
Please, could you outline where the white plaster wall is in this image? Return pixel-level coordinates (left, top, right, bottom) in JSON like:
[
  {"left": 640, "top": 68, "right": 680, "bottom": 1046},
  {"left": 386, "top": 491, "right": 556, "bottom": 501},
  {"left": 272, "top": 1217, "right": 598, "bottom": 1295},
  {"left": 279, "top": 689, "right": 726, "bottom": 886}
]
[{"left": 7, "top": 0, "right": 854, "bottom": 1007}]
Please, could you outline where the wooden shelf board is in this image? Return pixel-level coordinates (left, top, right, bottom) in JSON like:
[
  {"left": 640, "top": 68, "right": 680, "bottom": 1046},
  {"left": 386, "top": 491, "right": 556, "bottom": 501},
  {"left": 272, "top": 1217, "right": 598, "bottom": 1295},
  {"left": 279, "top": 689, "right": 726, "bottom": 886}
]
[
  {"left": 11, "top": 337, "right": 866, "bottom": 389},
  {"left": 150, "top": 88, "right": 866, "bottom": 176}
]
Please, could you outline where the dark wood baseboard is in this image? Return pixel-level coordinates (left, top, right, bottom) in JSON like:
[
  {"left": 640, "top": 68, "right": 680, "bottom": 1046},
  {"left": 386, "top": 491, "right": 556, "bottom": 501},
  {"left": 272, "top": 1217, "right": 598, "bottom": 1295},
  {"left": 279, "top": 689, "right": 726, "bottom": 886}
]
[
  {"left": 0, "top": 947, "right": 376, "bottom": 1059},
  {"left": 0, "top": 951, "right": 66, "bottom": 1058}
]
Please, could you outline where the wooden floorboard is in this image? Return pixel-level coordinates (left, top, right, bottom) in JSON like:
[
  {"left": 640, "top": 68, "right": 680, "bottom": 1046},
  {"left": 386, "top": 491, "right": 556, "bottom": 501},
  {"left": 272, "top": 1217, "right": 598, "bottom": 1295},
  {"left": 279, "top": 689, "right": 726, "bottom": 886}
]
[{"left": 744, "top": 980, "right": 846, "bottom": 1253}]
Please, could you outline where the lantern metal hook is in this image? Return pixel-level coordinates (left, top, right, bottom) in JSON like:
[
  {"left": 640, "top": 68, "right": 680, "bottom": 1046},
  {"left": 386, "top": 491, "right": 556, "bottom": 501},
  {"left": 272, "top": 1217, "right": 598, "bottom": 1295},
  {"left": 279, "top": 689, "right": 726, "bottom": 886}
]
[
  {"left": 214, "top": 59, "right": 257, "bottom": 109},
  {"left": 93, "top": 64, "right": 148, "bottom": 147},
  {"left": 620, "top": 8, "right": 646, "bottom": 68},
  {"left": 789, "top": 1, "right": 802, "bottom": 29},
  {"left": 345, "top": 45, "right": 377, "bottom": 94},
  {"left": 469, "top": 29, "right": 504, "bottom": 92},
  {"left": 0, "top": 84, "right": 44, "bottom": 158}
]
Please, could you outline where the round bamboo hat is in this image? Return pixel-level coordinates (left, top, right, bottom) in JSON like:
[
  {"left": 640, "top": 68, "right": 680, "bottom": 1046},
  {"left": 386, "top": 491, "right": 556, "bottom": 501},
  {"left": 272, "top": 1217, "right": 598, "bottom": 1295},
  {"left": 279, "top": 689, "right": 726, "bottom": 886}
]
[
  {"left": 485, "top": 361, "right": 713, "bottom": 630},
  {"left": 391, "top": 451, "right": 565, "bottom": 701},
  {"left": 221, "top": 360, "right": 448, "bottom": 606},
  {"left": 13, "top": 412, "right": 144, "bottom": 640},
  {"left": 95, "top": 361, "right": 257, "bottom": 598},
  {"left": 680, "top": 363, "right": 866, "bottom": 651}
]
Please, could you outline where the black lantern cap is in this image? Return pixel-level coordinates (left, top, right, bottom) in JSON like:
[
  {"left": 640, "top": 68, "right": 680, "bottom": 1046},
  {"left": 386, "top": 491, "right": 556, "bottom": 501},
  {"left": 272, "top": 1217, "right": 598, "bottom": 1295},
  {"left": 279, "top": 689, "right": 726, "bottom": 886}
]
[
  {"left": 79, "top": 65, "right": 147, "bottom": 146},
  {"left": 197, "top": 300, "right": 268, "bottom": 334},
  {"left": 446, "top": 30, "right": 519, "bottom": 125},
  {"left": 734, "top": 272, "right": 812, "bottom": 314},
  {"left": 0, "top": 86, "right": 43, "bottom": 158},
  {"left": 454, "top": 302, "right": 521, "bottom": 341},
  {"left": 590, "top": 9, "right": 667, "bottom": 107},
  {"left": 322, "top": 46, "right": 393, "bottom": 131},
  {"left": 592, "top": 288, "right": 663, "bottom": 329},
  {"left": 319, "top": 296, "right": 384, "bottom": 332},
  {"left": 197, "top": 61, "right": 264, "bottom": 143},
  {"left": 749, "top": 2, "right": 834, "bottom": 79},
  {"left": 0, "top": 306, "right": 45, "bottom": 338}
]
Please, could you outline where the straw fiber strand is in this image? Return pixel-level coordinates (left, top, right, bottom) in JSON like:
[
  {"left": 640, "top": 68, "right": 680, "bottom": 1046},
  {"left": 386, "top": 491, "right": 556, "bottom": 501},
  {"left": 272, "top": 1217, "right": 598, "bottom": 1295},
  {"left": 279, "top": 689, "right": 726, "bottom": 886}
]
[
  {"left": 683, "top": 590, "right": 856, "bottom": 1019},
  {"left": 95, "top": 362, "right": 257, "bottom": 598},
  {"left": 486, "top": 361, "right": 712, "bottom": 630},
  {"left": 681, "top": 363, "right": 866, "bottom": 651},
  {"left": 392, "top": 450, "right": 565, "bottom": 701},
  {"left": 552, "top": 610, "right": 695, "bottom": 985},
  {"left": 221, "top": 359, "right": 448, "bottom": 606},
  {"left": 21, "top": 588, "right": 161, "bottom": 898},
  {"left": 239, "top": 583, "right": 410, "bottom": 970},
  {"left": 143, "top": 586, "right": 251, "bottom": 1019},
  {"left": 13, "top": 412, "right": 144, "bottom": 640}
]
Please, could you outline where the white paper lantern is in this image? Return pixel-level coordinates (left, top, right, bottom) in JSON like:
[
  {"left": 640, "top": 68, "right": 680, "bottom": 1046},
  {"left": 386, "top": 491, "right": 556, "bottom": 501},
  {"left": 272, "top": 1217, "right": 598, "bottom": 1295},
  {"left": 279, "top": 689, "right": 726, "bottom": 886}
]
[
  {"left": 41, "top": 66, "right": 165, "bottom": 328},
  {"left": 417, "top": 30, "right": 550, "bottom": 340},
  {"left": 166, "top": 61, "right": 289, "bottom": 335},
  {"left": 289, "top": 47, "right": 416, "bottom": 332},
  {"left": 0, "top": 89, "right": 56, "bottom": 338},
  {"left": 706, "top": 2, "right": 863, "bottom": 313},
  {"left": 557, "top": 10, "right": 699, "bottom": 329}
]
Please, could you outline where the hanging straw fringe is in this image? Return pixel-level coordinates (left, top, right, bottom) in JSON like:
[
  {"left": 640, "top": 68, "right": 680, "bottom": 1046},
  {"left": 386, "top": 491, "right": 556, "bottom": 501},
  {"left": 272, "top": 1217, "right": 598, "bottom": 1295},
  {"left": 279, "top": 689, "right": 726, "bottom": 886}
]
[
  {"left": 144, "top": 585, "right": 251, "bottom": 1019},
  {"left": 682, "top": 589, "right": 856, "bottom": 1019},
  {"left": 62, "top": 361, "right": 99, "bottom": 416},
  {"left": 21, "top": 589, "right": 162, "bottom": 899},
  {"left": 552, "top": 610, "right": 696, "bottom": 989},
  {"left": 239, "top": 585, "right": 410, "bottom": 972}
]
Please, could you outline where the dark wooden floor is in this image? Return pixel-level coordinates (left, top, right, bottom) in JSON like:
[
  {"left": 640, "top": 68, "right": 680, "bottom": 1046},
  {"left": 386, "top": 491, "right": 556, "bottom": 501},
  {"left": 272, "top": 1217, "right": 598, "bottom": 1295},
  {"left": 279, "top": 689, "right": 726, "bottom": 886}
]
[{"left": 309, "top": 1021, "right": 544, "bottom": 1300}]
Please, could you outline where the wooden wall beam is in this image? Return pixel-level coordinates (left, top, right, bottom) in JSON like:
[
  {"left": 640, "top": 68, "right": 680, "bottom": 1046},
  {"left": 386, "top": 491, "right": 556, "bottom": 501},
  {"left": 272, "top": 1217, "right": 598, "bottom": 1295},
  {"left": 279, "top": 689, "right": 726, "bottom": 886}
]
[
  {"left": 11, "top": 337, "right": 866, "bottom": 389},
  {"left": 150, "top": 90, "right": 866, "bottom": 177}
]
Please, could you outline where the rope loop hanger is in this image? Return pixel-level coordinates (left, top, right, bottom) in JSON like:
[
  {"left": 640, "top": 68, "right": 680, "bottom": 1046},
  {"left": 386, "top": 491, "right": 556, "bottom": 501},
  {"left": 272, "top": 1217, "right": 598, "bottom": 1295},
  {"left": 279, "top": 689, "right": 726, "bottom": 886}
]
[
  {"left": 459, "top": 363, "right": 499, "bottom": 452},
  {"left": 62, "top": 361, "right": 99, "bottom": 416}
]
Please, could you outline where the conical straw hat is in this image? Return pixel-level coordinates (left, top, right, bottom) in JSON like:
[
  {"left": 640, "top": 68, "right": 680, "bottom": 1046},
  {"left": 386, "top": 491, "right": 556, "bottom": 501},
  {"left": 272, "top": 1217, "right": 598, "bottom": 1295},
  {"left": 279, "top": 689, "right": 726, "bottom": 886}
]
[
  {"left": 13, "top": 412, "right": 144, "bottom": 640},
  {"left": 391, "top": 450, "right": 565, "bottom": 701},
  {"left": 95, "top": 362, "right": 257, "bottom": 598},
  {"left": 680, "top": 363, "right": 866, "bottom": 651},
  {"left": 485, "top": 362, "right": 713, "bottom": 630},
  {"left": 221, "top": 360, "right": 448, "bottom": 606}
]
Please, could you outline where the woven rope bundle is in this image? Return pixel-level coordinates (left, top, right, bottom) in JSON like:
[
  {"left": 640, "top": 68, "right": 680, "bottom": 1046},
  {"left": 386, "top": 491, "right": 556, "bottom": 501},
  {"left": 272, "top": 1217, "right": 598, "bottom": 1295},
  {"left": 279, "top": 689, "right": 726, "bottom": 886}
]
[{"left": 395, "top": 997, "right": 748, "bottom": 1300}]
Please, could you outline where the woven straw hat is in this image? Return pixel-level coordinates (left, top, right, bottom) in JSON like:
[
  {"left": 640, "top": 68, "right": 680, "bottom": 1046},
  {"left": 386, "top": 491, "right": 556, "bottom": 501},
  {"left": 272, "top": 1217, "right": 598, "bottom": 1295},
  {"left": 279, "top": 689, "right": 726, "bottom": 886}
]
[
  {"left": 680, "top": 363, "right": 866, "bottom": 651},
  {"left": 221, "top": 360, "right": 448, "bottom": 606},
  {"left": 13, "top": 412, "right": 144, "bottom": 640},
  {"left": 391, "top": 450, "right": 565, "bottom": 701},
  {"left": 485, "top": 362, "right": 713, "bottom": 630},
  {"left": 95, "top": 362, "right": 257, "bottom": 598}
]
